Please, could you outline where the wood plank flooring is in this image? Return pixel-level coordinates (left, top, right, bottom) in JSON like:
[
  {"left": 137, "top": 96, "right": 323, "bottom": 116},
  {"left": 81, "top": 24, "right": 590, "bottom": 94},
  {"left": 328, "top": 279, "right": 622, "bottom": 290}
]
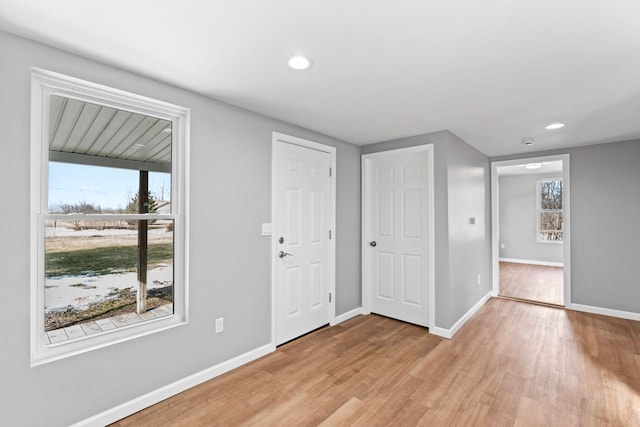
[
  {"left": 499, "top": 261, "right": 564, "bottom": 305},
  {"left": 112, "top": 298, "right": 640, "bottom": 426}
]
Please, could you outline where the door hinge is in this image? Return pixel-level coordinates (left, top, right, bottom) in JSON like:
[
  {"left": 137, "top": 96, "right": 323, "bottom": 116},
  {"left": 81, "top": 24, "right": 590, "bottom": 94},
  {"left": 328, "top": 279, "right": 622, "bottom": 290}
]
[
  {"left": 329, "top": 292, "right": 332, "bottom": 303},
  {"left": 329, "top": 167, "right": 332, "bottom": 177},
  {"left": 329, "top": 230, "right": 332, "bottom": 240}
]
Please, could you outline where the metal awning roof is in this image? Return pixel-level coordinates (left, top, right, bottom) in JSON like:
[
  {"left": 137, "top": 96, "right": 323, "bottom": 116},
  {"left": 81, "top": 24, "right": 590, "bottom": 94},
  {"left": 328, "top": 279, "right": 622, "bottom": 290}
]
[{"left": 48, "top": 95, "right": 172, "bottom": 173}]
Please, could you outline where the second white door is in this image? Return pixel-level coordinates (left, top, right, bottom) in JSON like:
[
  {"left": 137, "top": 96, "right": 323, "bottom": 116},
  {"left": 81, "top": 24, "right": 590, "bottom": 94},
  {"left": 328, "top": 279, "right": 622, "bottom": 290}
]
[{"left": 363, "top": 146, "right": 433, "bottom": 327}]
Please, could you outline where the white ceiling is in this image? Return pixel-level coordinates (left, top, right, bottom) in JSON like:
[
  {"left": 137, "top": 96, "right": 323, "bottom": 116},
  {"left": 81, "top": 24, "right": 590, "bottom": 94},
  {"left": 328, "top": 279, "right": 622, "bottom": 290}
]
[{"left": 1, "top": 0, "right": 639, "bottom": 156}]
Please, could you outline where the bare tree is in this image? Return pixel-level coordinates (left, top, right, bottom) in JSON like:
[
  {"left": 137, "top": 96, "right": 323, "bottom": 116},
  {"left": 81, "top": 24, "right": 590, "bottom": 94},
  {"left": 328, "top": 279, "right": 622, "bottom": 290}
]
[{"left": 539, "top": 180, "right": 563, "bottom": 241}]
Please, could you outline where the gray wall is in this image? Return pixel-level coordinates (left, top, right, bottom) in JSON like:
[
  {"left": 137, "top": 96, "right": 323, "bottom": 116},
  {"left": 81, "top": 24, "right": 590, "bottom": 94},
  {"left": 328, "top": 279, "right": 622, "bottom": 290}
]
[
  {"left": 492, "top": 139, "right": 640, "bottom": 314},
  {"left": 499, "top": 173, "right": 563, "bottom": 263},
  {"left": 444, "top": 134, "right": 492, "bottom": 328},
  {"left": 0, "top": 30, "right": 361, "bottom": 426},
  {"left": 362, "top": 131, "right": 492, "bottom": 329}
]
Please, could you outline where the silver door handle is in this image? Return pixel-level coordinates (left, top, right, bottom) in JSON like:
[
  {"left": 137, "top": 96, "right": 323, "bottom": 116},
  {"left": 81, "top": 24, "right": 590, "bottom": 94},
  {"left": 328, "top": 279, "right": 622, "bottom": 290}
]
[{"left": 278, "top": 251, "right": 293, "bottom": 258}]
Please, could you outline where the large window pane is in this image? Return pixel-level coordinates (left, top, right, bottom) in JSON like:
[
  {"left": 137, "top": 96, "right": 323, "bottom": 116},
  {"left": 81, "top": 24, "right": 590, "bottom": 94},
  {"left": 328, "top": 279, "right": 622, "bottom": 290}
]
[
  {"left": 538, "top": 179, "right": 563, "bottom": 242},
  {"left": 539, "top": 180, "right": 562, "bottom": 210},
  {"left": 539, "top": 212, "right": 563, "bottom": 241},
  {"left": 45, "top": 220, "right": 174, "bottom": 336},
  {"left": 48, "top": 162, "right": 171, "bottom": 213},
  {"left": 32, "top": 70, "right": 187, "bottom": 365}
]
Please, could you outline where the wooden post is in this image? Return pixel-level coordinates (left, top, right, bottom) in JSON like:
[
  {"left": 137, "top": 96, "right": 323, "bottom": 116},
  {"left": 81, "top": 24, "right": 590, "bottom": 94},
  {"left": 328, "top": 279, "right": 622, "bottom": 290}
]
[{"left": 137, "top": 171, "right": 149, "bottom": 314}]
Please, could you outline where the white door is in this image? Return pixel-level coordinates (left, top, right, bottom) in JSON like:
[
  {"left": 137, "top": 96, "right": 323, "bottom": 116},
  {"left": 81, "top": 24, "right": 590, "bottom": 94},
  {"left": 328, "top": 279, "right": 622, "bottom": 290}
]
[
  {"left": 363, "top": 147, "right": 433, "bottom": 327},
  {"left": 275, "top": 140, "right": 332, "bottom": 345}
]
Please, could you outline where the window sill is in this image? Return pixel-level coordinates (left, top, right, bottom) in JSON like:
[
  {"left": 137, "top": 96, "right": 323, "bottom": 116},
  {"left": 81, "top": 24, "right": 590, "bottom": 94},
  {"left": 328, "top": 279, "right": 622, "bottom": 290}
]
[{"left": 31, "top": 311, "right": 187, "bottom": 367}]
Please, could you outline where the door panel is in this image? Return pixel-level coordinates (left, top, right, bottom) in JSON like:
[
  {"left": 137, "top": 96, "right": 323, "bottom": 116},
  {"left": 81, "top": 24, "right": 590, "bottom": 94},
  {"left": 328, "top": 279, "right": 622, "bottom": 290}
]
[
  {"left": 402, "top": 254, "right": 422, "bottom": 305},
  {"left": 286, "top": 189, "right": 300, "bottom": 245},
  {"left": 276, "top": 141, "right": 331, "bottom": 344},
  {"left": 310, "top": 262, "right": 323, "bottom": 307},
  {"left": 377, "top": 165, "right": 394, "bottom": 183},
  {"left": 377, "top": 191, "right": 394, "bottom": 237},
  {"left": 310, "top": 190, "right": 323, "bottom": 244},
  {"left": 402, "top": 189, "right": 422, "bottom": 238},
  {"left": 365, "top": 150, "right": 431, "bottom": 327},
  {"left": 377, "top": 251, "right": 395, "bottom": 299},
  {"left": 403, "top": 162, "right": 422, "bottom": 181},
  {"left": 286, "top": 266, "right": 301, "bottom": 316}
]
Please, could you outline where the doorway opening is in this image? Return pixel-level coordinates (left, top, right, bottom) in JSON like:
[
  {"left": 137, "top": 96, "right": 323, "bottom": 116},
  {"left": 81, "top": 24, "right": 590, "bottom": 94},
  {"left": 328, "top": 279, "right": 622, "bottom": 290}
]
[{"left": 491, "top": 155, "right": 570, "bottom": 307}]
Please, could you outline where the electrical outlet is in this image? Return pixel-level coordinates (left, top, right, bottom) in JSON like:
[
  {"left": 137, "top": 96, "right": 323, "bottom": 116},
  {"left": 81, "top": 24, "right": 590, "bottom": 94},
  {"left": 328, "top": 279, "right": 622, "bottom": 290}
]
[
  {"left": 500, "top": 243, "right": 506, "bottom": 249},
  {"left": 215, "top": 317, "right": 224, "bottom": 334},
  {"left": 477, "top": 274, "right": 481, "bottom": 286}
]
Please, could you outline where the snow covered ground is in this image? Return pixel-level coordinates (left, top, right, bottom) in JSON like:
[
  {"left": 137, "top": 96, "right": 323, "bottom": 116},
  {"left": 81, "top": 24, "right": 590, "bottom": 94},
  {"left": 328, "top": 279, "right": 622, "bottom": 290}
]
[
  {"left": 45, "top": 263, "right": 173, "bottom": 313},
  {"left": 44, "top": 226, "right": 173, "bottom": 312}
]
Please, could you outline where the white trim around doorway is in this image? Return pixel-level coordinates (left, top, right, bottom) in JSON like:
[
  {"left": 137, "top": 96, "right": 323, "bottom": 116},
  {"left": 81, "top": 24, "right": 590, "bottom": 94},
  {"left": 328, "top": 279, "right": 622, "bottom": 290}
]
[{"left": 491, "top": 154, "right": 571, "bottom": 306}]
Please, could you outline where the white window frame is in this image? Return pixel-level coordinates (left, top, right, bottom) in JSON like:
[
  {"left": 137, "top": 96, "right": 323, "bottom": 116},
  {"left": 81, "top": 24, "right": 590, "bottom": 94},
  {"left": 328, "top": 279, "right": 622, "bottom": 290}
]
[
  {"left": 537, "top": 178, "right": 563, "bottom": 243},
  {"left": 30, "top": 68, "right": 190, "bottom": 366}
]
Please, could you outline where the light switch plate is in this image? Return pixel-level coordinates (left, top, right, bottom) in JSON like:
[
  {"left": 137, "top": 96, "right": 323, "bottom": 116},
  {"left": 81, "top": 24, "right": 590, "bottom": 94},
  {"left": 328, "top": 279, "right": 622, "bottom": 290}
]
[{"left": 261, "top": 222, "right": 272, "bottom": 236}]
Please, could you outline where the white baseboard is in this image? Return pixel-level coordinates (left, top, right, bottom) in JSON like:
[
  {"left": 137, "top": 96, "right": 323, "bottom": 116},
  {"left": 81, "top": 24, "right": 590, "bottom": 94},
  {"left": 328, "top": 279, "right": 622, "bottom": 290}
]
[
  {"left": 71, "top": 343, "right": 275, "bottom": 427},
  {"left": 499, "top": 258, "right": 563, "bottom": 267},
  {"left": 430, "top": 291, "right": 492, "bottom": 339},
  {"left": 429, "top": 326, "right": 451, "bottom": 338},
  {"left": 333, "top": 307, "right": 362, "bottom": 325},
  {"left": 567, "top": 303, "right": 640, "bottom": 322}
]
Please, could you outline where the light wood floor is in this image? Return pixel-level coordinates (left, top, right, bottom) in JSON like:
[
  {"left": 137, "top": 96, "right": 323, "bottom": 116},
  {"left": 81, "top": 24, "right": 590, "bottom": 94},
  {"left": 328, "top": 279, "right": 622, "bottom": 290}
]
[
  {"left": 499, "top": 261, "right": 564, "bottom": 305},
  {"left": 112, "top": 298, "right": 640, "bottom": 426}
]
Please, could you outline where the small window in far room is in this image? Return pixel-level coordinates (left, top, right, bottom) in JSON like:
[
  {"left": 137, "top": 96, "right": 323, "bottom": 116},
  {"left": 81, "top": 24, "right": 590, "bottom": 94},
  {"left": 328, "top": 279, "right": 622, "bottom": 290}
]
[
  {"left": 537, "top": 178, "right": 563, "bottom": 242},
  {"left": 31, "top": 69, "right": 189, "bottom": 365}
]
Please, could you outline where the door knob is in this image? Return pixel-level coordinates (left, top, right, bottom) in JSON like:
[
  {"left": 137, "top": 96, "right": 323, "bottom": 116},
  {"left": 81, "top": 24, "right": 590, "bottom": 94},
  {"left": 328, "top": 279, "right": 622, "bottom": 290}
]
[
  {"left": 278, "top": 251, "right": 293, "bottom": 258},
  {"left": 369, "top": 241, "right": 377, "bottom": 247}
]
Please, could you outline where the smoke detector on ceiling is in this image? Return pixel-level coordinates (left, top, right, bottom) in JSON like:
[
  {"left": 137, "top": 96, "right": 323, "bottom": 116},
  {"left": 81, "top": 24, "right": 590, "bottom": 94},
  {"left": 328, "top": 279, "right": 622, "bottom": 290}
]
[{"left": 521, "top": 138, "right": 535, "bottom": 147}]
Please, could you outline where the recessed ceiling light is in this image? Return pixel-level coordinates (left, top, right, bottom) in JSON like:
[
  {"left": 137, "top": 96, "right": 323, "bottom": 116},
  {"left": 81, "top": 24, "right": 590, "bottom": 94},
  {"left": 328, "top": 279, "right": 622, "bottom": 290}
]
[
  {"left": 524, "top": 163, "right": 543, "bottom": 169},
  {"left": 288, "top": 55, "right": 313, "bottom": 70},
  {"left": 521, "top": 138, "right": 535, "bottom": 147},
  {"left": 544, "top": 122, "right": 566, "bottom": 130},
  {"left": 132, "top": 143, "right": 145, "bottom": 149}
]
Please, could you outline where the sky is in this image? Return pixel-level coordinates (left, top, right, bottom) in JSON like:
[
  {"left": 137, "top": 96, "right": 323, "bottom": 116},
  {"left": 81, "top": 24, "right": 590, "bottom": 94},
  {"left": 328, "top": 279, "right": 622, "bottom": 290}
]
[{"left": 48, "top": 162, "right": 170, "bottom": 211}]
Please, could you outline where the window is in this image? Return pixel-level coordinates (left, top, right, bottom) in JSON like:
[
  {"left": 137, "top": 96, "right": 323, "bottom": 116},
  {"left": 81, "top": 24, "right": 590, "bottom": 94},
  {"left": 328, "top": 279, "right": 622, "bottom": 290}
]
[
  {"left": 537, "top": 178, "right": 563, "bottom": 242},
  {"left": 31, "top": 69, "right": 189, "bottom": 365}
]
